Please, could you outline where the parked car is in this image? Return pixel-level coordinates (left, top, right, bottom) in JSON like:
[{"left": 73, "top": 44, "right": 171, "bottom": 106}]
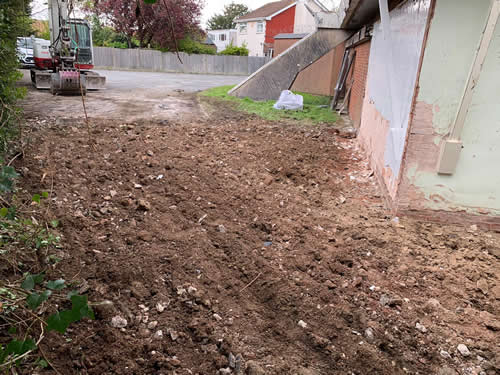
[{"left": 17, "top": 37, "right": 35, "bottom": 68}]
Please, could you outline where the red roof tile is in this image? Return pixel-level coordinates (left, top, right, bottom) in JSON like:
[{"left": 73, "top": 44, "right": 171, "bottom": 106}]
[{"left": 236, "top": 0, "right": 295, "bottom": 21}]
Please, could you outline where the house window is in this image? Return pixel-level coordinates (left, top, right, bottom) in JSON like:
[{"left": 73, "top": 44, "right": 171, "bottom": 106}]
[
  {"left": 219, "top": 34, "right": 226, "bottom": 41},
  {"left": 239, "top": 23, "right": 247, "bottom": 34},
  {"left": 257, "top": 22, "right": 264, "bottom": 33}
]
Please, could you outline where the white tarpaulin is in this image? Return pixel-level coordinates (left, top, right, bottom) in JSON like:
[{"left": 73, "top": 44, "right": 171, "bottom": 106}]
[
  {"left": 367, "top": 0, "right": 431, "bottom": 179},
  {"left": 273, "top": 90, "right": 304, "bottom": 110}
]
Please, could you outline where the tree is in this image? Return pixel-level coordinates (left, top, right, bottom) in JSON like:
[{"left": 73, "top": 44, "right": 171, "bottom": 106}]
[
  {"left": 207, "top": 2, "right": 249, "bottom": 30},
  {"left": 88, "top": 0, "right": 202, "bottom": 49}
]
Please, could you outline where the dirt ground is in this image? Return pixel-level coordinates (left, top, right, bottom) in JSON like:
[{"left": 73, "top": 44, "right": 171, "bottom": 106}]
[{"left": 13, "top": 91, "right": 500, "bottom": 375}]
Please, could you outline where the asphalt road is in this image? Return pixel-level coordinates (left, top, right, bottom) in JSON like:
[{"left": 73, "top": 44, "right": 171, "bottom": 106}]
[
  {"left": 94, "top": 69, "right": 244, "bottom": 92},
  {"left": 20, "top": 69, "right": 246, "bottom": 121}
]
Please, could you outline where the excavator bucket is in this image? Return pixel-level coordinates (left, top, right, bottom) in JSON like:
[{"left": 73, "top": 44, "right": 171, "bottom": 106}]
[
  {"left": 31, "top": 70, "right": 51, "bottom": 89},
  {"left": 50, "top": 70, "right": 85, "bottom": 95},
  {"left": 83, "top": 71, "right": 106, "bottom": 90}
]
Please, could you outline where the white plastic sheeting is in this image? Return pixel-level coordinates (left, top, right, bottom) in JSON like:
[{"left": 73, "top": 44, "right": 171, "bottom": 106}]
[
  {"left": 366, "top": 0, "right": 431, "bottom": 179},
  {"left": 273, "top": 90, "right": 304, "bottom": 110}
]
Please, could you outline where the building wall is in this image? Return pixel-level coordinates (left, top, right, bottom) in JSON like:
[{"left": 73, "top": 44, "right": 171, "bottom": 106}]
[
  {"left": 207, "top": 29, "right": 237, "bottom": 53},
  {"left": 347, "top": 41, "right": 370, "bottom": 128},
  {"left": 292, "top": 49, "right": 335, "bottom": 96},
  {"left": 294, "top": 1, "right": 319, "bottom": 33},
  {"left": 357, "top": 0, "right": 431, "bottom": 198},
  {"left": 397, "top": 0, "right": 500, "bottom": 219},
  {"left": 274, "top": 38, "right": 344, "bottom": 96},
  {"left": 274, "top": 38, "right": 300, "bottom": 56},
  {"left": 265, "top": 5, "right": 296, "bottom": 53},
  {"left": 237, "top": 21, "right": 266, "bottom": 57}
]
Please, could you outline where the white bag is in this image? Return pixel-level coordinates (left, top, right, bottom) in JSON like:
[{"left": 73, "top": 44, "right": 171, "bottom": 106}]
[{"left": 273, "top": 90, "right": 303, "bottom": 111}]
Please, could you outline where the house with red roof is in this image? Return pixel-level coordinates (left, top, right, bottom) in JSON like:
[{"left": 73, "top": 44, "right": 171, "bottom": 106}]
[{"left": 234, "top": 0, "right": 327, "bottom": 57}]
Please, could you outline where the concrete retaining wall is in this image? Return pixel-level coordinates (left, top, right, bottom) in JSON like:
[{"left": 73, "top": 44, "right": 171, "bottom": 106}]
[
  {"left": 92, "top": 47, "right": 270, "bottom": 76},
  {"left": 229, "top": 29, "right": 350, "bottom": 101}
]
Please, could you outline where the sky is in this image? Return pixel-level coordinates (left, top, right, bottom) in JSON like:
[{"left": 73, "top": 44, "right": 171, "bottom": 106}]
[
  {"left": 201, "top": 0, "right": 271, "bottom": 27},
  {"left": 201, "top": 0, "right": 341, "bottom": 27},
  {"left": 32, "top": 0, "right": 341, "bottom": 28}
]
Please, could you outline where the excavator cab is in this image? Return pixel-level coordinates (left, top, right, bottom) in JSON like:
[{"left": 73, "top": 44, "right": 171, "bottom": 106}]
[{"left": 31, "top": 19, "right": 105, "bottom": 94}]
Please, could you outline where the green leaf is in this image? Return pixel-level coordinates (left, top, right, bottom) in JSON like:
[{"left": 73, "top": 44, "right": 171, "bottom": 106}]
[
  {"left": 8, "top": 326, "right": 16, "bottom": 334},
  {"left": 21, "top": 275, "right": 35, "bottom": 291},
  {"left": 0, "top": 207, "right": 8, "bottom": 217},
  {"left": 0, "top": 345, "right": 5, "bottom": 364},
  {"left": 46, "top": 295, "right": 94, "bottom": 334},
  {"left": 5, "top": 339, "right": 36, "bottom": 356},
  {"left": 46, "top": 310, "right": 73, "bottom": 333},
  {"left": 41, "top": 191, "right": 49, "bottom": 198},
  {"left": 66, "top": 290, "right": 78, "bottom": 299},
  {"left": 26, "top": 290, "right": 51, "bottom": 310},
  {"left": 70, "top": 295, "right": 95, "bottom": 320},
  {"left": 1, "top": 167, "right": 19, "bottom": 179},
  {"left": 32, "top": 194, "right": 41, "bottom": 204},
  {"left": 50, "top": 220, "right": 59, "bottom": 228},
  {"left": 37, "top": 358, "right": 49, "bottom": 368},
  {"left": 46, "top": 279, "right": 65, "bottom": 290},
  {"left": 21, "top": 273, "right": 45, "bottom": 290},
  {"left": 33, "top": 273, "right": 45, "bottom": 284},
  {"left": 143, "top": 0, "right": 156, "bottom": 3}
]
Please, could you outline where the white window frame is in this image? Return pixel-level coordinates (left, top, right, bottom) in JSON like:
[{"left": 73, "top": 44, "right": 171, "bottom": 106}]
[
  {"left": 219, "top": 34, "right": 226, "bottom": 41},
  {"left": 257, "top": 21, "right": 264, "bottom": 34},
  {"left": 239, "top": 22, "right": 247, "bottom": 34}
]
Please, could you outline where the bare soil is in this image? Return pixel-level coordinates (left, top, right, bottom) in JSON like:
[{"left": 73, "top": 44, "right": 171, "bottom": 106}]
[{"left": 13, "top": 94, "right": 500, "bottom": 375}]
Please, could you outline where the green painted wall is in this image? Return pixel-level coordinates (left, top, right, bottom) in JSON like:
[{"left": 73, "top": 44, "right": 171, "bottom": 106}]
[{"left": 407, "top": 0, "right": 500, "bottom": 214}]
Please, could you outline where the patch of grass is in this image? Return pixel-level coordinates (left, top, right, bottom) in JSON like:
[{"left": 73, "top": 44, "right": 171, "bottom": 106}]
[{"left": 201, "top": 85, "right": 338, "bottom": 124}]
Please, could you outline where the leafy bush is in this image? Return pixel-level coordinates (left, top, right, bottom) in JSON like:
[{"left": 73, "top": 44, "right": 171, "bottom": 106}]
[
  {"left": 0, "top": 171, "right": 94, "bottom": 370},
  {"left": 0, "top": 0, "right": 31, "bottom": 153},
  {"left": 219, "top": 42, "right": 249, "bottom": 56},
  {"left": 177, "top": 36, "right": 216, "bottom": 55},
  {"left": 32, "top": 20, "right": 50, "bottom": 40}
]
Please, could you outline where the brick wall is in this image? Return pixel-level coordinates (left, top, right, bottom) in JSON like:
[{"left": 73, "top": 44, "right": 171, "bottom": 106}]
[{"left": 348, "top": 41, "right": 371, "bottom": 128}]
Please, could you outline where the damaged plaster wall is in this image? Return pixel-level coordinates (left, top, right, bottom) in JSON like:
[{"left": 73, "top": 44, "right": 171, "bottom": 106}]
[
  {"left": 357, "top": 0, "right": 431, "bottom": 197},
  {"left": 398, "top": 0, "right": 500, "bottom": 216}
]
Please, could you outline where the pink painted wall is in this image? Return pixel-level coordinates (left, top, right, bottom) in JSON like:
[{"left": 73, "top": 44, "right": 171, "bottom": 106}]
[{"left": 357, "top": 88, "right": 395, "bottom": 197}]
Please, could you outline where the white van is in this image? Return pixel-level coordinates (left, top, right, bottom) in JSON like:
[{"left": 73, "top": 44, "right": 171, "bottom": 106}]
[{"left": 16, "top": 37, "right": 35, "bottom": 68}]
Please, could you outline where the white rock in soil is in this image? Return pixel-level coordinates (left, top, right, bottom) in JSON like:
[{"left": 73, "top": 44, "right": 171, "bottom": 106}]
[
  {"left": 169, "top": 329, "right": 179, "bottom": 341},
  {"left": 365, "top": 328, "right": 375, "bottom": 341},
  {"left": 111, "top": 316, "right": 128, "bottom": 328},
  {"left": 416, "top": 323, "right": 427, "bottom": 333},
  {"left": 440, "top": 350, "right": 452, "bottom": 360},
  {"left": 147, "top": 321, "right": 158, "bottom": 330},
  {"left": 457, "top": 344, "right": 471, "bottom": 357},
  {"left": 156, "top": 302, "right": 166, "bottom": 313},
  {"left": 228, "top": 353, "right": 236, "bottom": 368},
  {"left": 364, "top": 328, "right": 374, "bottom": 341},
  {"left": 153, "top": 330, "right": 163, "bottom": 340},
  {"left": 298, "top": 320, "right": 308, "bottom": 329},
  {"left": 213, "top": 313, "right": 223, "bottom": 321}
]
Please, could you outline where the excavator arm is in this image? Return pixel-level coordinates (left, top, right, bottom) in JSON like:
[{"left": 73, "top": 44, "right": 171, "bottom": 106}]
[{"left": 31, "top": 0, "right": 105, "bottom": 94}]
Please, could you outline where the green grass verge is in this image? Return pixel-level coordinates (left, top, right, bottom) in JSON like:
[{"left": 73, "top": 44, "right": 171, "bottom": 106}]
[{"left": 200, "top": 85, "right": 338, "bottom": 124}]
